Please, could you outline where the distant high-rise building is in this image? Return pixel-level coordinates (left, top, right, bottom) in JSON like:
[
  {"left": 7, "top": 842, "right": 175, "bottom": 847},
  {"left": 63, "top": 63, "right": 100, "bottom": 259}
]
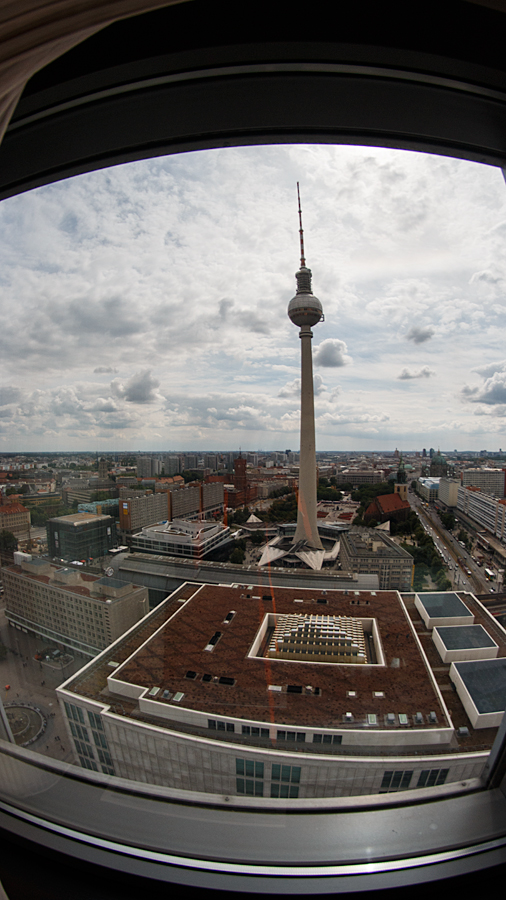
[
  {"left": 164, "top": 455, "right": 181, "bottom": 475},
  {"left": 137, "top": 456, "right": 153, "bottom": 478}
]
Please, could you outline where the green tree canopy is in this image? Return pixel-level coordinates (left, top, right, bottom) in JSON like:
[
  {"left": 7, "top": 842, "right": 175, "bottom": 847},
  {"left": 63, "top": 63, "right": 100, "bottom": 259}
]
[{"left": 0, "top": 530, "right": 17, "bottom": 552}]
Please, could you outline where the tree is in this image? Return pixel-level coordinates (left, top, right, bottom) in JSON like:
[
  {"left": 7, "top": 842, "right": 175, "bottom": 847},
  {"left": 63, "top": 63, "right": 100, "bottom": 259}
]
[
  {"left": 0, "top": 530, "right": 17, "bottom": 552},
  {"left": 230, "top": 547, "right": 245, "bottom": 564}
]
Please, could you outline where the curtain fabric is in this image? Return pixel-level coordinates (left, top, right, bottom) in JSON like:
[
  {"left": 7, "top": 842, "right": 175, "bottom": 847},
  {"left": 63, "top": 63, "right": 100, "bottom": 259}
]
[{"left": 0, "top": 0, "right": 191, "bottom": 143}]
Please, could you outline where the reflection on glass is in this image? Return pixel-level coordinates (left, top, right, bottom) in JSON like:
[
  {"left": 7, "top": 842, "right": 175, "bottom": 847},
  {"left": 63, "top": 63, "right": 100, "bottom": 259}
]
[{"left": 0, "top": 145, "right": 505, "bottom": 804}]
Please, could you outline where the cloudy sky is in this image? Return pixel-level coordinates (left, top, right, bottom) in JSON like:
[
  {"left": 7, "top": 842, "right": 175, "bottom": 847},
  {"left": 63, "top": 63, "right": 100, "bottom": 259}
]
[{"left": 0, "top": 144, "right": 505, "bottom": 453}]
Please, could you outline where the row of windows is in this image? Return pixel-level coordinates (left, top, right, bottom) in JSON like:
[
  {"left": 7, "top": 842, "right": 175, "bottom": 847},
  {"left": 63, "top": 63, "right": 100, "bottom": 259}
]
[
  {"left": 236, "top": 760, "right": 301, "bottom": 798},
  {"left": 69, "top": 721, "right": 89, "bottom": 743},
  {"left": 65, "top": 701, "right": 85, "bottom": 725},
  {"left": 381, "top": 769, "right": 449, "bottom": 792},
  {"left": 209, "top": 721, "right": 343, "bottom": 744},
  {"left": 236, "top": 779, "right": 300, "bottom": 798},
  {"left": 79, "top": 756, "right": 98, "bottom": 771},
  {"left": 92, "top": 730, "right": 108, "bottom": 749},
  {"left": 75, "top": 740, "right": 95, "bottom": 759}
]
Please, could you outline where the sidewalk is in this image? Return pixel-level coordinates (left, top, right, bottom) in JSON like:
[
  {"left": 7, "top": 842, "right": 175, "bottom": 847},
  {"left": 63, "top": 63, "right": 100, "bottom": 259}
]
[{"left": 0, "top": 606, "right": 84, "bottom": 763}]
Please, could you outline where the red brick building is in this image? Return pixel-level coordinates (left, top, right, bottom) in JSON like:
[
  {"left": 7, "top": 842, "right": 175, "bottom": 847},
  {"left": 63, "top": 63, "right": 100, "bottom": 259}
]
[{"left": 363, "top": 492, "right": 410, "bottom": 525}]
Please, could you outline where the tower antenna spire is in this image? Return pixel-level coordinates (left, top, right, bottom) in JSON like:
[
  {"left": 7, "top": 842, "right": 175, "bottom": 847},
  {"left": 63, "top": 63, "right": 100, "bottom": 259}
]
[{"left": 297, "top": 182, "right": 306, "bottom": 268}]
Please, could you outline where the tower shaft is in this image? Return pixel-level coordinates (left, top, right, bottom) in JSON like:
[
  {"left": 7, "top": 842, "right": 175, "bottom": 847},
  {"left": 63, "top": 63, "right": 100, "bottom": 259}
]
[{"left": 294, "top": 324, "right": 323, "bottom": 549}]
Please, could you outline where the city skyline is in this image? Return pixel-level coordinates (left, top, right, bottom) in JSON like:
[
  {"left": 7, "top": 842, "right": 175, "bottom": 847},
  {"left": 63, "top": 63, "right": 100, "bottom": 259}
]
[{"left": 0, "top": 144, "right": 505, "bottom": 452}]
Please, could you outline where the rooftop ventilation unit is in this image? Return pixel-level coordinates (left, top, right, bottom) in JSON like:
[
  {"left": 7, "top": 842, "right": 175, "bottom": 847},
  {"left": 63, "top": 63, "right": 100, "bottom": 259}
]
[
  {"left": 414, "top": 712, "right": 424, "bottom": 724},
  {"left": 428, "top": 711, "right": 438, "bottom": 723},
  {"left": 343, "top": 712, "right": 354, "bottom": 722}
]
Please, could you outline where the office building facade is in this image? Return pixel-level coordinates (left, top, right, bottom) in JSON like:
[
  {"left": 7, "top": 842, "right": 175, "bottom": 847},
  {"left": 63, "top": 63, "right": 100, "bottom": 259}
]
[
  {"left": 57, "top": 582, "right": 503, "bottom": 795},
  {"left": 4, "top": 553, "right": 149, "bottom": 658},
  {"left": 47, "top": 513, "right": 116, "bottom": 561},
  {"left": 339, "top": 530, "right": 414, "bottom": 591}
]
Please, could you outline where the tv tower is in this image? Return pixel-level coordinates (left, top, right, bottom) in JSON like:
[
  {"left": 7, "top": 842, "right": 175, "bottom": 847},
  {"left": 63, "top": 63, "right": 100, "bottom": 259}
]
[{"left": 288, "top": 183, "right": 324, "bottom": 552}]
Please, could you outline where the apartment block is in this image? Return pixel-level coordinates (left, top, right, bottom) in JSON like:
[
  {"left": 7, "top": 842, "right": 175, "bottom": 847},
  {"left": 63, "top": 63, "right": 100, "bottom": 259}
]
[
  {"left": 457, "top": 486, "right": 506, "bottom": 542},
  {"left": 462, "top": 468, "right": 506, "bottom": 497},
  {"left": 118, "top": 492, "right": 170, "bottom": 536},
  {"left": 4, "top": 553, "right": 149, "bottom": 658}
]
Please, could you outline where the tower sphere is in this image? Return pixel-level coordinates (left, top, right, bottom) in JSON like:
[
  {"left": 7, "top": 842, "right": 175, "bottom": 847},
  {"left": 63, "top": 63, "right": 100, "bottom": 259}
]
[{"left": 288, "top": 266, "right": 324, "bottom": 328}]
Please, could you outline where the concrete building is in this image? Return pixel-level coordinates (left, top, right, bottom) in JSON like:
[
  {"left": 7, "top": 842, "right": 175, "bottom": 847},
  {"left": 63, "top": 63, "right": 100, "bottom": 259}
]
[
  {"left": 0, "top": 499, "right": 31, "bottom": 539},
  {"left": 416, "top": 477, "right": 441, "bottom": 503},
  {"left": 4, "top": 552, "right": 148, "bottom": 658},
  {"left": 462, "top": 467, "right": 506, "bottom": 497},
  {"left": 56, "top": 582, "right": 504, "bottom": 795},
  {"left": 118, "top": 492, "right": 170, "bottom": 537},
  {"left": 129, "top": 519, "right": 231, "bottom": 560},
  {"left": 457, "top": 485, "right": 506, "bottom": 543},
  {"left": 339, "top": 469, "right": 386, "bottom": 485},
  {"left": 169, "top": 481, "right": 224, "bottom": 521},
  {"left": 164, "top": 455, "right": 181, "bottom": 475},
  {"left": 339, "top": 530, "right": 414, "bottom": 591},
  {"left": 47, "top": 513, "right": 116, "bottom": 561},
  {"left": 438, "top": 478, "right": 460, "bottom": 508}
]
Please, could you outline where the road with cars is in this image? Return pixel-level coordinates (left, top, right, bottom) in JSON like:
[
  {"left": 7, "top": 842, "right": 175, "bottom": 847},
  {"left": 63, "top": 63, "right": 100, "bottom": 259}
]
[{"left": 408, "top": 492, "right": 491, "bottom": 595}]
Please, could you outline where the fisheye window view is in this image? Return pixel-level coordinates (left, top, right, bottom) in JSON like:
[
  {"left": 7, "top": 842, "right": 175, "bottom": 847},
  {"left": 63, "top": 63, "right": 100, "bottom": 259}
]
[
  {"left": 0, "top": 144, "right": 506, "bottom": 832},
  {"left": 2, "top": 2, "right": 506, "bottom": 897}
]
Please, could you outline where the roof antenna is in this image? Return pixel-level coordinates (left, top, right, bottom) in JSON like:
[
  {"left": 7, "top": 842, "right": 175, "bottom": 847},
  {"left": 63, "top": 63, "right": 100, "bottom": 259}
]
[{"left": 297, "top": 182, "right": 306, "bottom": 268}]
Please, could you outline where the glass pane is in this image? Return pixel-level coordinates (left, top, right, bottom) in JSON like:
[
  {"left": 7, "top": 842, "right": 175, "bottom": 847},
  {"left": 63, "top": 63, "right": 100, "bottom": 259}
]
[{"left": 0, "top": 144, "right": 503, "bottom": 829}]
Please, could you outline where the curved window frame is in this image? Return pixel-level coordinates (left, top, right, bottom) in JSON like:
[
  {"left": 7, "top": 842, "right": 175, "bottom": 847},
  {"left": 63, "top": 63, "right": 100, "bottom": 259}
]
[{"left": 1, "top": 2, "right": 506, "bottom": 890}]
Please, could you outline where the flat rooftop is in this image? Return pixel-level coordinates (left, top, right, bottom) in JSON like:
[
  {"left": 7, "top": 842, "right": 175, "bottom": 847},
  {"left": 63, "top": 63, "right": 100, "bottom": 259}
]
[
  {"left": 436, "top": 625, "right": 497, "bottom": 650},
  {"left": 453, "top": 658, "right": 506, "bottom": 714},
  {"left": 341, "top": 531, "right": 412, "bottom": 559},
  {"left": 71, "top": 584, "right": 451, "bottom": 729},
  {"left": 418, "top": 592, "right": 473, "bottom": 619},
  {"left": 5, "top": 563, "right": 129, "bottom": 602},
  {"left": 48, "top": 513, "right": 112, "bottom": 525}
]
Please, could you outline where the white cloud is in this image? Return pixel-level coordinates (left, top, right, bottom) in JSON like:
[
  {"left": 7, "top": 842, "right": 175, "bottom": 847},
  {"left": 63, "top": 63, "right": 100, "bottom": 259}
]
[
  {"left": 406, "top": 325, "right": 435, "bottom": 344},
  {"left": 111, "top": 370, "right": 162, "bottom": 404},
  {"left": 398, "top": 366, "right": 435, "bottom": 380},
  {"left": 313, "top": 339, "right": 352, "bottom": 368},
  {"left": 0, "top": 144, "right": 504, "bottom": 450}
]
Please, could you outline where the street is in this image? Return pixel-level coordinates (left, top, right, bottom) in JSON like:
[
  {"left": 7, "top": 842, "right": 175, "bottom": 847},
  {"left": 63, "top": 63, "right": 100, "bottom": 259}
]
[{"left": 408, "top": 493, "right": 491, "bottom": 594}]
